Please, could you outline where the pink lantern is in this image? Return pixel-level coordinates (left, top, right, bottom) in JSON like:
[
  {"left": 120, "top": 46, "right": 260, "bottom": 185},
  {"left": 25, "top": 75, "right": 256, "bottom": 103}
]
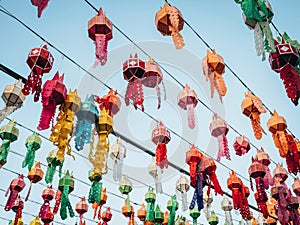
[{"left": 233, "top": 135, "right": 250, "bottom": 156}]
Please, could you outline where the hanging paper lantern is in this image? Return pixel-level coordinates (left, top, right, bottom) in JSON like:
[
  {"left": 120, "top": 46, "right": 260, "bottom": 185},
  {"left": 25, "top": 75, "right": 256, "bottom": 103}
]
[
  {"left": 74, "top": 95, "right": 98, "bottom": 151},
  {"left": 202, "top": 50, "right": 227, "bottom": 102},
  {"left": 110, "top": 137, "right": 126, "bottom": 182},
  {"left": 102, "top": 207, "right": 113, "bottom": 225},
  {"left": 45, "top": 149, "right": 63, "bottom": 184},
  {"left": 145, "top": 187, "right": 156, "bottom": 225},
  {"left": 119, "top": 176, "right": 133, "bottom": 196},
  {"left": 38, "top": 72, "right": 67, "bottom": 131},
  {"left": 189, "top": 206, "right": 200, "bottom": 225},
  {"left": 22, "top": 45, "right": 54, "bottom": 102},
  {"left": 176, "top": 174, "right": 190, "bottom": 211},
  {"left": 143, "top": 58, "right": 166, "bottom": 109},
  {"left": 155, "top": 3, "right": 184, "bottom": 49},
  {"left": 30, "top": 0, "right": 50, "bottom": 18},
  {"left": 255, "top": 148, "right": 273, "bottom": 189},
  {"left": 208, "top": 211, "right": 219, "bottom": 225},
  {"left": 167, "top": 195, "right": 179, "bottom": 225},
  {"left": 29, "top": 216, "right": 41, "bottom": 225},
  {"left": 75, "top": 197, "right": 88, "bottom": 225},
  {"left": 54, "top": 170, "right": 75, "bottom": 220},
  {"left": 22, "top": 132, "right": 41, "bottom": 171},
  {"left": 0, "top": 79, "right": 25, "bottom": 124},
  {"left": 221, "top": 196, "right": 233, "bottom": 225},
  {"left": 0, "top": 119, "right": 19, "bottom": 168},
  {"left": 123, "top": 53, "right": 146, "bottom": 110},
  {"left": 88, "top": 7, "right": 113, "bottom": 67},
  {"left": 87, "top": 168, "right": 102, "bottom": 216},
  {"left": 5, "top": 174, "right": 25, "bottom": 211},
  {"left": 202, "top": 186, "right": 213, "bottom": 221},
  {"left": 241, "top": 91, "right": 266, "bottom": 140},
  {"left": 154, "top": 205, "right": 164, "bottom": 225},
  {"left": 177, "top": 83, "right": 198, "bottom": 129},
  {"left": 94, "top": 89, "right": 121, "bottom": 117},
  {"left": 209, "top": 114, "right": 230, "bottom": 161},
  {"left": 11, "top": 196, "right": 24, "bottom": 225},
  {"left": 186, "top": 144, "right": 202, "bottom": 187},
  {"left": 26, "top": 162, "right": 44, "bottom": 201},
  {"left": 269, "top": 39, "right": 300, "bottom": 105},
  {"left": 273, "top": 163, "right": 288, "bottom": 184},
  {"left": 152, "top": 121, "right": 171, "bottom": 169},
  {"left": 137, "top": 203, "right": 147, "bottom": 222},
  {"left": 39, "top": 185, "right": 55, "bottom": 225},
  {"left": 149, "top": 157, "right": 163, "bottom": 194},
  {"left": 233, "top": 135, "right": 250, "bottom": 156},
  {"left": 162, "top": 211, "right": 169, "bottom": 225},
  {"left": 122, "top": 197, "right": 135, "bottom": 225}
]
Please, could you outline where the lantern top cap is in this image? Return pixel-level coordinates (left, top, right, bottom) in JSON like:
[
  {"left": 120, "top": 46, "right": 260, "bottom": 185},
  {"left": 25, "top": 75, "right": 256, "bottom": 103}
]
[{"left": 52, "top": 71, "right": 64, "bottom": 81}]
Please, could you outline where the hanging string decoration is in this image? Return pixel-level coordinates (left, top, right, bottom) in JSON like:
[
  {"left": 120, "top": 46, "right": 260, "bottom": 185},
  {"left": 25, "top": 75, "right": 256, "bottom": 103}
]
[
  {"left": 176, "top": 174, "right": 190, "bottom": 211},
  {"left": 202, "top": 50, "right": 227, "bottom": 102},
  {"left": 29, "top": 216, "right": 41, "bottom": 225},
  {"left": 123, "top": 53, "right": 146, "bottom": 110},
  {"left": 137, "top": 203, "right": 147, "bottom": 223},
  {"left": 152, "top": 121, "right": 171, "bottom": 169},
  {"left": 221, "top": 196, "right": 233, "bottom": 225},
  {"left": 177, "top": 83, "right": 198, "bottom": 129},
  {"left": 255, "top": 148, "right": 274, "bottom": 189},
  {"left": 144, "top": 187, "right": 156, "bottom": 225},
  {"left": 209, "top": 114, "right": 230, "bottom": 161},
  {"left": 38, "top": 72, "right": 67, "bottom": 131},
  {"left": 26, "top": 162, "right": 44, "bottom": 201},
  {"left": 75, "top": 197, "right": 88, "bottom": 225},
  {"left": 241, "top": 91, "right": 266, "bottom": 140},
  {"left": 22, "top": 45, "right": 54, "bottom": 102},
  {"left": 154, "top": 205, "right": 164, "bottom": 225},
  {"left": 189, "top": 206, "right": 200, "bottom": 225},
  {"left": 102, "top": 207, "right": 113, "bottom": 225},
  {"left": 0, "top": 119, "right": 19, "bottom": 168},
  {"left": 93, "top": 187, "right": 107, "bottom": 221},
  {"left": 5, "top": 174, "right": 26, "bottom": 211},
  {"left": 234, "top": 0, "right": 274, "bottom": 60},
  {"left": 39, "top": 185, "right": 55, "bottom": 225},
  {"left": 45, "top": 149, "right": 63, "bottom": 184},
  {"left": 0, "top": 79, "right": 25, "bottom": 123},
  {"left": 269, "top": 38, "right": 300, "bottom": 105},
  {"left": 233, "top": 135, "right": 250, "bottom": 156},
  {"left": 155, "top": 2, "right": 184, "bottom": 49},
  {"left": 74, "top": 95, "right": 98, "bottom": 151},
  {"left": 30, "top": 0, "right": 50, "bottom": 18},
  {"left": 94, "top": 89, "right": 121, "bottom": 117},
  {"left": 88, "top": 7, "right": 113, "bottom": 67},
  {"left": 22, "top": 132, "right": 41, "bottom": 171},
  {"left": 143, "top": 58, "right": 166, "bottom": 109},
  {"left": 202, "top": 186, "right": 213, "bottom": 221},
  {"left": 11, "top": 196, "right": 24, "bottom": 225},
  {"left": 167, "top": 195, "right": 178, "bottom": 225},
  {"left": 110, "top": 137, "right": 126, "bottom": 182},
  {"left": 149, "top": 156, "right": 163, "bottom": 194}
]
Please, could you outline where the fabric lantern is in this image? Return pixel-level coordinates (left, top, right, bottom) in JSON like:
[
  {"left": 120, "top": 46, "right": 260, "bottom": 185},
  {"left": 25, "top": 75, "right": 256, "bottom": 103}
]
[
  {"left": 5, "top": 174, "right": 25, "bottom": 211},
  {"left": 209, "top": 114, "right": 230, "bottom": 161},
  {"left": 271, "top": 180, "right": 289, "bottom": 224},
  {"left": 39, "top": 185, "right": 55, "bottom": 225},
  {"left": 29, "top": 216, "right": 41, "bottom": 225},
  {"left": 152, "top": 121, "right": 171, "bottom": 169},
  {"left": 149, "top": 156, "right": 163, "bottom": 194},
  {"left": 208, "top": 211, "right": 219, "bottom": 225},
  {"left": 155, "top": 3, "right": 184, "bottom": 49},
  {"left": 74, "top": 95, "right": 98, "bottom": 151},
  {"left": 202, "top": 186, "right": 213, "bottom": 221},
  {"left": 154, "top": 205, "right": 164, "bottom": 225},
  {"left": 26, "top": 162, "right": 44, "bottom": 201},
  {"left": 185, "top": 144, "right": 202, "bottom": 187},
  {"left": 110, "top": 137, "right": 126, "bottom": 182},
  {"left": 189, "top": 206, "right": 200, "bottom": 225},
  {"left": 94, "top": 89, "right": 121, "bottom": 117},
  {"left": 143, "top": 58, "right": 166, "bottom": 109},
  {"left": 11, "top": 196, "right": 24, "bottom": 225},
  {"left": 45, "top": 149, "right": 63, "bottom": 184},
  {"left": 0, "top": 79, "right": 25, "bottom": 123},
  {"left": 22, "top": 45, "right": 54, "bottom": 102},
  {"left": 241, "top": 91, "right": 266, "bottom": 140},
  {"left": 233, "top": 135, "right": 250, "bottom": 156},
  {"left": 75, "top": 197, "right": 88, "bottom": 225},
  {"left": 88, "top": 7, "right": 113, "bottom": 66},
  {"left": 177, "top": 83, "right": 198, "bottom": 129},
  {"left": 0, "top": 119, "right": 19, "bottom": 168},
  {"left": 255, "top": 148, "right": 273, "bottom": 189},
  {"left": 38, "top": 72, "right": 67, "bottom": 130},
  {"left": 30, "top": 0, "right": 50, "bottom": 18},
  {"left": 145, "top": 187, "right": 156, "bottom": 225},
  {"left": 167, "top": 195, "right": 178, "bottom": 225},
  {"left": 202, "top": 50, "right": 227, "bottom": 102},
  {"left": 221, "top": 196, "right": 233, "bottom": 225},
  {"left": 137, "top": 203, "right": 147, "bottom": 222},
  {"left": 176, "top": 174, "right": 190, "bottom": 211},
  {"left": 22, "top": 132, "right": 41, "bottom": 171},
  {"left": 102, "top": 207, "right": 113, "bottom": 225}
]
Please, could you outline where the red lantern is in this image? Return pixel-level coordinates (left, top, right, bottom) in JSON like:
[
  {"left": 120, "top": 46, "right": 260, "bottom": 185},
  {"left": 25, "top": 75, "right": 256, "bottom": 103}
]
[
  {"left": 177, "top": 83, "right": 198, "bottom": 129},
  {"left": 285, "top": 134, "right": 300, "bottom": 175},
  {"left": 11, "top": 196, "right": 24, "bottom": 225},
  {"left": 76, "top": 197, "right": 88, "bottom": 225},
  {"left": 186, "top": 144, "right": 202, "bottom": 187},
  {"left": 30, "top": 0, "right": 50, "bottom": 18},
  {"left": 123, "top": 53, "right": 146, "bottom": 110},
  {"left": 39, "top": 185, "right": 55, "bottom": 225},
  {"left": 22, "top": 44, "right": 54, "bottom": 102},
  {"left": 38, "top": 72, "right": 67, "bottom": 130},
  {"left": 209, "top": 114, "right": 230, "bottom": 161},
  {"left": 152, "top": 121, "right": 171, "bottom": 169},
  {"left": 88, "top": 7, "right": 113, "bottom": 66},
  {"left": 102, "top": 207, "right": 113, "bottom": 225},
  {"left": 5, "top": 174, "right": 26, "bottom": 211},
  {"left": 233, "top": 135, "right": 250, "bottom": 156},
  {"left": 94, "top": 89, "right": 121, "bottom": 117}
]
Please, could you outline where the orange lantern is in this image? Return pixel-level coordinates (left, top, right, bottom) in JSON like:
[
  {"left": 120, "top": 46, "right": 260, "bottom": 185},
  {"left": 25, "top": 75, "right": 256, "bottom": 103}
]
[
  {"left": 102, "top": 207, "right": 113, "bottom": 225},
  {"left": 26, "top": 162, "right": 44, "bottom": 201},
  {"left": 233, "top": 135, "right": 250, "bottom": 156},
  {"left": 266, "top": 196, "right": 277, "bottom": 224},
  {"left": 137, "top": 203, "right": 147, "bottom": 222},
  {"left": 94, "top": 89, "right": 121, "bottom": 117},
  {"left": 155, "top": 3, "right": 184, "bottom": 49},
  {"left": 122, "top": 197, "right": 135, "bottom": 225},
  {"left": 241, "top": 91, "right": 266, "bottom": 140},
  {"left": 76, "top": 197, "right": 88, "bottom": 225}
]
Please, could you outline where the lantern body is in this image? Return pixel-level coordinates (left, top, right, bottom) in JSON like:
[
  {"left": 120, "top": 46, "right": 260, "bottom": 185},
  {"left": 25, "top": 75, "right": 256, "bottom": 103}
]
[
  {"left": 102, "top": 207, "right": 113, "bottom": 223},
  {"left": 186, "top": 144, "right": 202, "bottom": 187},
  {"left": 119, "top": 176, "right": 133, "bottom": 195},
  {"left": 233, "top": 135, "right": 250, "bottom": 156},
  {"left": 137, "top": 203, "right": 147, "bottom": 221},
  {"left": 94, "top": 89, "right": 121, "bottom": 116},
  {"left": 28, "top": 162, "right": 44, "bottom": 183},
  {"left": 273, "top": 163, "right": 288, "bottom": 183},
  {"left": 75, "top": 197, "right": 89, "bottom": 215}
]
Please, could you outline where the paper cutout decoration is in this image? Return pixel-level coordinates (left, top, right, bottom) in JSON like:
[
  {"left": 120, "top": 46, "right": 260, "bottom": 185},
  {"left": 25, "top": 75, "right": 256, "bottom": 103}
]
[
  {"left": 26, "top": 162, "right": 44, "bottom": 201},
  {"left": 94, "top": 89, "right": 121, "bottom": 117}
]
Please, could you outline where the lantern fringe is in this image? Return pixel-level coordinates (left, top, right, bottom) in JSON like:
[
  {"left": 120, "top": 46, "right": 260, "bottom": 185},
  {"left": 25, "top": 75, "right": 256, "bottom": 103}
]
[
  {"left": 113, "top": 158, "right": 123, "bottom": 182},
  {"left": 182, "top": 190, "right": 188, "bottom": 212},
  {"left": 214, "top": 73, "right": 227, "bottom": 102},
  {"left": 54, "top": 189, "right": 62, "bottom": 215},
  {"left": 280, "top": 67, "right": 300, "bottom": 105},
  {"left": 14, "top": 198, "right": 23, "bottom": 225},
  {"left": 187, "top": 104, "right": 195, "bottom": 129},
  {"left": 88, "top": 181, "right": 102, "bottom": 205},
  {"left": 0, "top": 139, "right": 11, "bottom": 167},
  {"left": 38, "top": 103, "right": 56, "bottom": 130},
  {"left": 156, "top": 143, "right": 168, "bottom": 169},
  {"left": 125, "top": 79, "right": 144, "bottom": 111},
  {"left": 254, "top": 23, "right": 265, "bottom": 60},
  {"left": 45, "top": 162, "right": 63, "bottom": 184},
  {"left": 25, "top": 182, "right": 32, "bottom": 201},
  {"left": 225, "top": 211, "right": 233, "bottom": 225},
  {"left": 209, "top": 173, "right": 223, "bottom": 195},
  {"left": 168, "top": 6, "right": 184, "bottom": 49},
  {"left": 216, "top": 135, "right": 230, "bottom": 161},
  {"left": 250, "top": 112, "right": 265, "bottom": 140},
  {"left": 189, "top": 175, "right": 203, "bottom": 211},
  {"left": 94, "top": 35, "right": 108, "bottom": 67},
  {"left": 156, "top": 84, "right": 161, "bottom": 110},
  {"left": 22, "top": 143, "right": 36, "bottom": 171},
  {"left": 0, "top": 106, "right": 20, "bottom": 124},
  {"left": 60, "top": 187, "right": 74, "bottom": 220},
  {"left": 203, "top": 204, "right": 210, "bottom": 221},
  {"left": 260, "top": 21, "right": 275, "bottom": 52},
  {"left": 75, "top": 120, "right": 93, "bottom": 151}
]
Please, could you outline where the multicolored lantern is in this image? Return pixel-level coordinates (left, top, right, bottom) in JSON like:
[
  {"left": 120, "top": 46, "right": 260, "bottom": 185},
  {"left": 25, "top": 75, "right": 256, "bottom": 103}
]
[
  {"left": 123, "top": 53, "right": 146, "bottom": 110},
  {"left": 22, "top": 132, "right": 41, "bottom": 171},
  {"left": 255, "top": 148, "right": 273, "bottom": 189},
  {"left": 94, "top": 89, "right": 121, "bottom": 117},
  {"left": 152, "top": 121, "right": 171, "bottom": 169},
  {"left": 221, "top": 196, "right": 233, "bottom": 225},
  {"left": 202, "top": 186, "right": 213, "bottom": 221},
  {"left": 29, "top": 216, "right": 41, "bottom": 225},
  {"left": 0, "top": 79, "right": 25, "bottom": 123},
  {"left": 5, "top": 174, "right": 26, "bottom": 211},
  {"left": 186, "top": 144, "right": 202, "bottom": 187},
  {"left": 155, "top": 3, "right": 184, "bottom": 49},
  {"left": 143, "top": 58, "right": 166, "bottom": 109},
  {"left": 88, "top": 7, "right": 113, "bottom": 66},
  {"left": 102, "top": 207, "right": 113, "bottom": 225},
  {"left": 149, "top": 157, "right": 163, "bottom": 194},
  {"left": 202, "top": 50, "right": 227, "bottom": 102},
  {"left": 145, "top": 187, "right": 156, "bottom": 224},
  {"left": 0, "top": 119, "right": 19, "bottom": 168},
  {"left": 26, "top": 162, "right": 44, "bottom": 201},
  {"left": 75, "top": 197, "right": 88, "bottom": 225},
  {"left": 39, "top": 185, "right": 55, "bottom": 225},
  {"left": 167, "top": 195, "right": 179, "bottom": 225},
  {"left": 209, "top": 114, "right": 230, "bottom": 161},
  {"left": 233, "top": 135, "right": 250, "bottom": 156},
  {"left": 189, "top": 206, "right": 200, "bottom": 225},
  {"left": 11, "top": 196, "right": 24, "bottom": 225},
  {"left": 74, "top": 95, "right": 98, "bottom": 151},
  {"left": 177, "top": 84, "right": 198, "bottom": 129},
  {"left": 208, "top": 211, "right": 219, "bottom": 225},
  {"left": 38, "top": 71, "right": 67, "bottom": 131},
  {"left": 45, "top": 149, "right": 63, "bottom": 184},
  {"left": 30, "top": 0, "right": 50, "bottom": 18},
  {"left": 176, "top": 174, "right": 190, "bottom": 211},
  {"left": 137, "top": 203, "right": 147, "bottom": 222},
  {"left": 110, "top": 137, "right": 126, "bottom": 182},
  {"left": 241, "top": 91, "right": 266, "bottom": 140},
  {"left": 22, "top": 45, "right": 54, "bottom": 102}
]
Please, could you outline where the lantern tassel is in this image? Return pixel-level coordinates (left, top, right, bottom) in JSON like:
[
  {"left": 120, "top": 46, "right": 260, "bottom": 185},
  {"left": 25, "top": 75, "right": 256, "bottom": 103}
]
[
  {"left": 189, "top": 175, "right": 203, "bottom": 211},
  {"left": 60, "top": 186, "right": 75, "bottom": 220},
  {"left": 153, "top": 167, "right": 163, "bottom": 194},
  {"left": 53, "top": 189, "right": 62, "bottom": 215},
  {"left": 38, "top": 103, "right": 56, "bottom": 130},
  {"left": 22, "top": 142, "right": 36, "bottom": 170},
  {"left": 250, "top": 112, "right": 265, "bottom": 140},
  {"left": 45, "top": 164, "right": 56, "bottom": 184},
  {"left": 225, "top": 211, "right": 233, "bottom": 225},
  {"left": 214, "top": 73, "right": 227, "bottom": 102},
  {"left": 25, "top": 182, "right": 32, "bottom": 202},
  {"left": 156, "top": 143, "right": 168, "bottom": 169},
  {"left": 0, "top": 139, "right": 11, "bottom": 167},
  {"left": 182, "top": 190, "right": 188, "bottom": 212},
  {"left": 113, "top": 156, "right": 123, "bottom": 182},
  {"left": 254, "top": 23, "right": 265, "bottom": 61},
  {"left": 209, "top": 173, "right": 223, "bottom": 195},
  {"left": 0, "top": 106, "right": 20, "bottom": 124},
  {"left": 156, "top": 83, "right": 161, "bottom": 109},
  {"left": 262, "top": 167, "right": 273, "bottom": 189},
  {"left": 75, "top": 120, "right": 93, "bottom": 151},
  {"left": 94, "top": 35, "right": 108, "bottom": 67},
  {"left": 125, "top": 79, "right": 144, "bottom": 111},
  {"left": 14, "top": 198, "right": 23, "bottom": 225},
  {"left": 203, "top": 203, "right": 210, "bottom": 221},
  {"left": 168, "top": 6, "right": 184, "bottom": 49},
  {"left": 187, "top": 104, "right": 195, "bottom": 129},
  {"left": 280, "top": 66, "right": 300, "bottom": 105}
]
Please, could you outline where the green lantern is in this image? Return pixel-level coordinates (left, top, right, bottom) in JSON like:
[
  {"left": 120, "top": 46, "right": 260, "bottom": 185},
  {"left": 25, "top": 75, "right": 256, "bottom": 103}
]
[
  {"left": 88, "top": 168, "right": 102, "bottom": 205},
  {"left": 167, "top": 195, "right": 178, "bottom": 225},
  {"left": 190, "top": 206, "right": 200, "bottom": 225},
  {"left": 119, "top": 176, "right": 133, "bottom": 195},
  {"left": 0, "top": 119, "right": 19, "bottom": 167},
  {"left": 175, "top": 216, "right": 185, "bottom": 225},
  {"left": 22, "top": 132, "right": 42, "bottom": 171},
  {"left": 45, "top": 149, "right": 64, "bottom": 184},
  {"left": 209, "top": 211, "right": 219, "bottom": 225},
  {"left": 154, "top": 205, "right": 164, "bottom": 225},
  {"left": 145, "top": 187, "right": 156, "bottom": 223}
]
